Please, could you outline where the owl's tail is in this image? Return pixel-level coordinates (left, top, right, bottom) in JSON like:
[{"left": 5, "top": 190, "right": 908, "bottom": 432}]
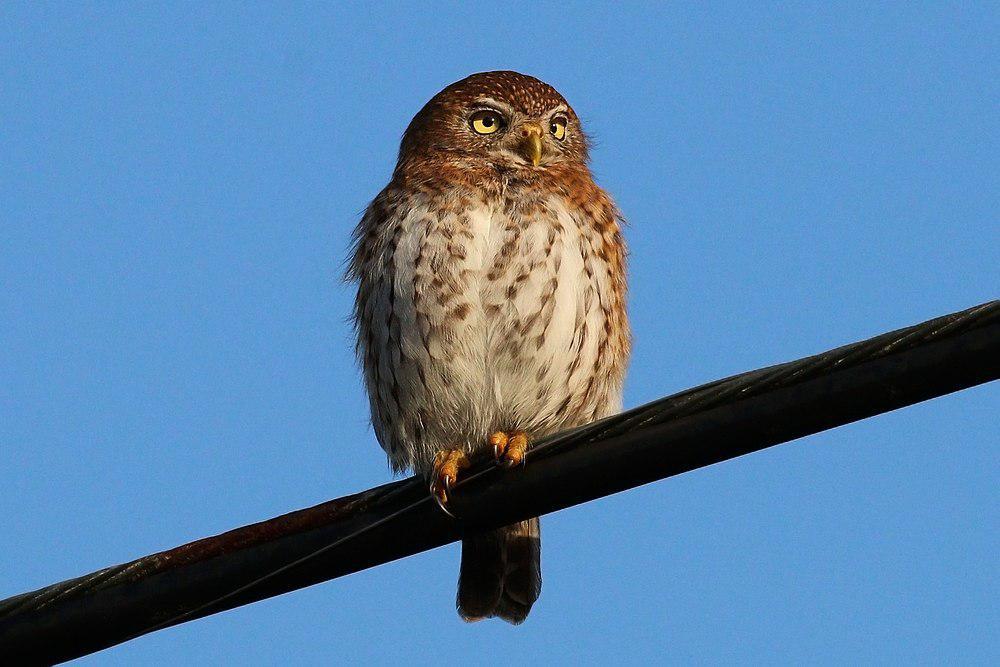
[{"left": 457, "top": 517, "right": 541, "bottom": 624}]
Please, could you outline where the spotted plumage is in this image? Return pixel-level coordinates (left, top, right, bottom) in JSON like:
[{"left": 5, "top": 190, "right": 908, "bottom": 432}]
[{"left": 348, "top": 71, "right": 630, "bottom": 623}]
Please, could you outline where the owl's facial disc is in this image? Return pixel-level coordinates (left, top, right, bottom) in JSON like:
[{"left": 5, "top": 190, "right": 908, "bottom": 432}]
[{"left": 398, "top": 73, "right": 588, "bottom": 170}]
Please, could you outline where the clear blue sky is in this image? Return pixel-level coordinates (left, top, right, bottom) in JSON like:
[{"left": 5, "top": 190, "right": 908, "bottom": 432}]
[{"left": 2, "top": 2, "right": 997, "bottom": 664}]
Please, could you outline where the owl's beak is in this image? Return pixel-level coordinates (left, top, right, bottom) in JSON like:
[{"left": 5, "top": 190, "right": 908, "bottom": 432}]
[{"left": 519, "top": 124, "right": 544, "bottom": 166}]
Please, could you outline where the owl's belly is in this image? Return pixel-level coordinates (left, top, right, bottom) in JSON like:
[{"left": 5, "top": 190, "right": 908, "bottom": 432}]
[
  {"left": 477, "top": 200, "right": 608, "bottom": 437},
  {"left": 379, "top": 199, "right": 615, "bottom": 472}
]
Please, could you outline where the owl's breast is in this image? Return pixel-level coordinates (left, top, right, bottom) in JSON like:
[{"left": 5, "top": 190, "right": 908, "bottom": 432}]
[
  {"left": 477, "top": 196, "right": 614, "bottom": 434},
  {"left": 355, "top": 186, "right": 623, "bottom": 471}
]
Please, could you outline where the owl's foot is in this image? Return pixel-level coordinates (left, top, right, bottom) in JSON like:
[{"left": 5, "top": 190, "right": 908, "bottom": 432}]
[
  {"left": 489, "top": 431, "right": 530, "bottom": 468},
  {"left": 430, "top": 448, "right": 471, "bottom": 511}
]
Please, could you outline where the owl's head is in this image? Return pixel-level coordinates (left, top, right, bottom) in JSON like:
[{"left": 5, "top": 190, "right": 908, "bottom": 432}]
[{"left": 398, "top": 71, "right": 588, "bottom": 171}]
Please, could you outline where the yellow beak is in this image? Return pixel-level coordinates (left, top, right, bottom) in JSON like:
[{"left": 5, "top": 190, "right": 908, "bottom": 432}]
[{"left": 520, "top": 125, "right": 544, "bottom": 166}]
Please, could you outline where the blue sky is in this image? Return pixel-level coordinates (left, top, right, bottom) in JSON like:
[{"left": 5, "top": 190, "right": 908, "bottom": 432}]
[{"left": 2, "top": 2, "right": 997, "bottom": 664}]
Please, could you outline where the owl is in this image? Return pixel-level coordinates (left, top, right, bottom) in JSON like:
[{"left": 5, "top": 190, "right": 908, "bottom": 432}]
[{"left": 348, "top": 71, "right": 630, "bottom": 623}]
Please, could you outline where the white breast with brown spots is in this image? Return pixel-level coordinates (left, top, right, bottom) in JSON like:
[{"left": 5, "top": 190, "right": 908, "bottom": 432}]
[{"left": 357, "top": 187, "right": 621, "bottom": 475}]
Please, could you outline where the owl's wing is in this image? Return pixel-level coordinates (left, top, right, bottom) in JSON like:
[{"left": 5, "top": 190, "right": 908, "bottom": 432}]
[{"left": 348, "top": 194, "right": 414, "bottom": 468}]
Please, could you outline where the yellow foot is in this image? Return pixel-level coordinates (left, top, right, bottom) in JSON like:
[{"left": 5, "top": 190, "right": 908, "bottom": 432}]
[
  {"left": 489, "top": 431, "right": 530, "bottom": 468},
  {"left": 430, "top": 448, "right": 471, "bottom": 508}
]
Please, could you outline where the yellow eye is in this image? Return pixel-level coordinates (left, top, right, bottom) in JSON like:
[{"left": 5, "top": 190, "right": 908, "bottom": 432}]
[
  {"left": 470, "top": 110, "right": 504, "bottom": 135},
  {"left": 549, "top": 115, "right": 567, "bottom": 140}
]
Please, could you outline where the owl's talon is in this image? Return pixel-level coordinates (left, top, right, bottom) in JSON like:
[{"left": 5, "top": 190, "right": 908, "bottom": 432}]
[
  {"left": 490, "top": 430, "right": 529, "bottom": 468},
  {"left": 489, "top": 431, "right": 509, "bottom": 463},
  {"left": 430, "top": 448, "right": 470, "bottom": 515},
  {"left": 505, "top": 432, "right": 529, "bottom": 467},
  {"left": 432, "top": 490, "right": 457, "bottom": 518}
]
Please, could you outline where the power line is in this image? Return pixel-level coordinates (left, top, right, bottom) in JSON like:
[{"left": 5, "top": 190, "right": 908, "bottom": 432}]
[{"left": 1, "top": 300, "right": 997, "bottom": 664}]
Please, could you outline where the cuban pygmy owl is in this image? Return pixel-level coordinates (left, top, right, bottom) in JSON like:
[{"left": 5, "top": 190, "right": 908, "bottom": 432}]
[{"left": 348, "top": 71, "right": 630, "bottom": 623}]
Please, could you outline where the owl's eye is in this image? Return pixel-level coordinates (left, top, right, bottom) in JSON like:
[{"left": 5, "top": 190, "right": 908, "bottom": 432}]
[
  {"left": 549, "top": 115, "right": 567, "bottom": 141},
  {"left": 470, "top": 110, "right": 505, "bottom": 135}
]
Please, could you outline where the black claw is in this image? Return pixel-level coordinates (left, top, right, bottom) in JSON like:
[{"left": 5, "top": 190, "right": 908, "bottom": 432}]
[{"left": 432, "top": 491, "right": 456, "bottom": 518}]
